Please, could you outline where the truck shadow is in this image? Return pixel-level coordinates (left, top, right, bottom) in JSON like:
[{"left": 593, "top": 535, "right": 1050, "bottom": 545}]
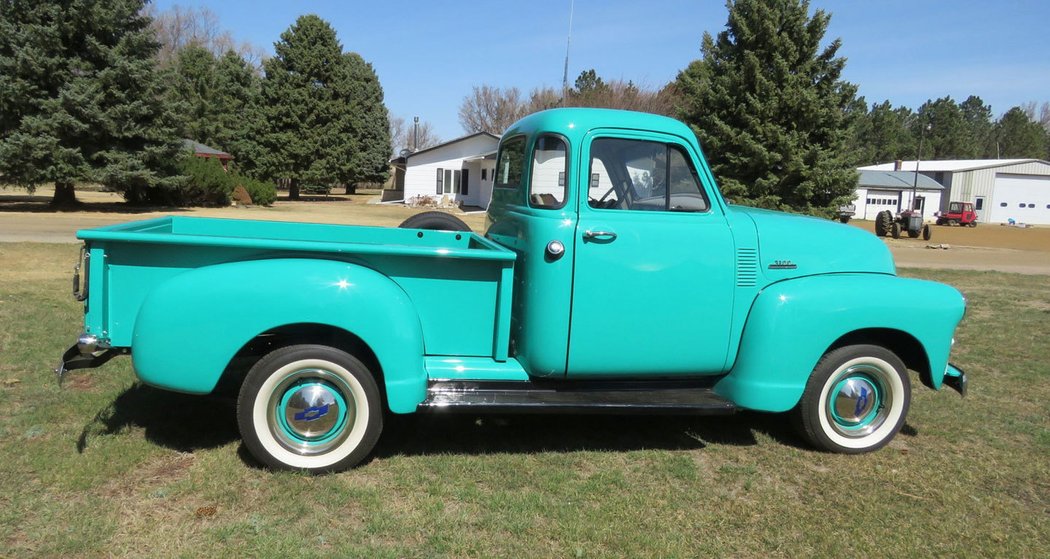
[
  {"left": 77, "top": 384, "right": 239, "bottom": 454},
  {"left": 373, "top": 412, "right": 798, "bottom": 459},
  {"left": 78, "top": 384, "right": 834, "bottom": 462}
]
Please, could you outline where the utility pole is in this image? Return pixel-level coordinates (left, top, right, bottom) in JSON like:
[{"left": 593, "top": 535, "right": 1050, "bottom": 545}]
[{"left": 912, "top": 122, "right": 931, "bottom": 215}]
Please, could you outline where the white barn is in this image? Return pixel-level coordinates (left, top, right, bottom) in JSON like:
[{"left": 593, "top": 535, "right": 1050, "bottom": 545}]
[
  {"left": 400, "top": 132, "right": 499, "bottom": 209},
  {"left": 851, "top": 170, "right": 945, "bottom": 220},
  {"left": 859, "top": 159, "right": 1050, "bottom": 225}
]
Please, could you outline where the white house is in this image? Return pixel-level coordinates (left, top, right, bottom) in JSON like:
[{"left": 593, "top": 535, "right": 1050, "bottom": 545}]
[
  {"left": 851, "top": 170, "right": 945, "bottom": 220},
  {"left": 400, "top": 132, "right": 499, "bottom": 209},
  {"left": 859, "top": 159, "right": 1050, "bottom": 225}
]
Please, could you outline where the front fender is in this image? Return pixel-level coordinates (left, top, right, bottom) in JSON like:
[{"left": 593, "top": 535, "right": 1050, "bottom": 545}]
[
  {"left": 714, "top": 273, "right": 965, "bottom": 412},
  {"left": 131, "top": 258, "right": 426, "bottom": 413}
]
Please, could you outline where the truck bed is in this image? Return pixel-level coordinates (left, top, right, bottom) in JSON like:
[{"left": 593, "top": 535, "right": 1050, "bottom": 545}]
[{"left": 78, "top": 216, "right": 516, "bottom": 359}]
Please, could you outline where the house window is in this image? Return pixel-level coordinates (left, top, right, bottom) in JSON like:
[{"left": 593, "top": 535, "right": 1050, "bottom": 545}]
[
  {"left": 435, "top": 168, "right": 443, "bottom": 194},
  {"left": 975, "top": 198, "right": 984, "bottom": 210},
  {"left": 481, "top": 168, "right": 487, "bottom": 180},
  {"left": 1000, "top": 202, "right": 1008, "bottom": 207},
  {"left": 462, "top": 169, "right": 469, "bottom": 195},
  {"left": 453, "top": 170, "right": 461, "bottom": 194},
  {"left": 444, "top": 169, "right": 452, "bottom": 194}
]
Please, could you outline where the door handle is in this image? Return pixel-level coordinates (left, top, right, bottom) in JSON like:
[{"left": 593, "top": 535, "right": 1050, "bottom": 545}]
[{"left": 583, "top": 230, "right": 617, "bottom": 241}]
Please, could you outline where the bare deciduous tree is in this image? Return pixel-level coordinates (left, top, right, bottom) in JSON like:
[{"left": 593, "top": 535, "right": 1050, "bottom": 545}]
[
  {"left": 458, "top": 85, "right": 531, "bottom": 135},
  {"left": 390, "top": 116, "right": 441, "bottom": 155},
  {"left": 145, "top": 4, "right": 265, "bottom": 70}
]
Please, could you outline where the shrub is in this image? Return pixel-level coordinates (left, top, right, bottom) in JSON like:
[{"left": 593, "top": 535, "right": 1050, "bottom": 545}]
[
  {"left": 178, "top": 155, "right": 234, "bottom": 206},
  {"left": 237, "top": 175, "right": 277, "bottom": 206}
]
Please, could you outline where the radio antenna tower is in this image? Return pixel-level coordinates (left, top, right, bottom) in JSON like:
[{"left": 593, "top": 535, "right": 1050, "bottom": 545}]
[{"left": 561, "top": 0, "right": 575, "bottom": 105}]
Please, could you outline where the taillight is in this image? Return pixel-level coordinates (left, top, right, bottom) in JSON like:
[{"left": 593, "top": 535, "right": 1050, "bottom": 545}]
[{"left": 73, "top": 245, "right": 89, "bottom": 301}]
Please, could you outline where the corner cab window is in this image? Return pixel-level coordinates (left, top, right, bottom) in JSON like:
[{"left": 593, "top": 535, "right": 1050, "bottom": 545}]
[
  {"left": 529, "top": 136, "right": 568, "bottom": 208},
  {"left": 588, "top": 138, "right": 709, "bottom": 212},
  {"left": 494, "top": 136, "right": 526, "bottom": 190}
]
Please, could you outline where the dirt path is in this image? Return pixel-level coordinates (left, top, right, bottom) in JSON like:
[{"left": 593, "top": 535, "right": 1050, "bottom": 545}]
[{"left": 3, "top": 188, "right": 1048, "bottom": 274}]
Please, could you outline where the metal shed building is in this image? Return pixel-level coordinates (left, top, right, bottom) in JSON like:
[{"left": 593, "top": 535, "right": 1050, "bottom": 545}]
[{"left": 859, "top": 159, "right": 1050, "bottom": 225}]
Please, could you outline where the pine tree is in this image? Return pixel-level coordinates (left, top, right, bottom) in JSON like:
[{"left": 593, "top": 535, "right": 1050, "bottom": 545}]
[
  {"left": 169, "top": 44, "right": 221, "bottom": 146},
  {"left": 254, "top": 15, "right": 380, "bottom": 200},
  {"left": 914, "top": 97, "right": 969, "bottom": 159},
  {"left": 211, "top": 50, "right": 261, "bottom": 170},
  {"left": 861, "top": 101, "right": 915, "bottom": 164},
  {"left": 959, "top": 95, "right": 995, "bottom": 158},
  {"left": 0, "top": 0, "right": 182, "bottom": 205},
  {"left": 336, "top": 53, "right": 390, "bottom": 193},
  {"left": 994, "top": 107, "right": 1049, "bottom": 159},
  {"left": 675, "top": 0, "right": 859, "bottom": 215}
]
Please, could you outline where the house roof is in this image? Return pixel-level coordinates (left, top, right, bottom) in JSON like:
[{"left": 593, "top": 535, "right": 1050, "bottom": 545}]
[
  {"left": 182, "top": 139, "right": 233, "bottom": 159},
  {"left": 403, "top": 132, "right": 499, "bottom": 160},
  {"left": 858, "top": 170, "right": 944, "bottom": 190},
  {"left": 859, "top": 159, "right": 1048, "bottom": 172}
]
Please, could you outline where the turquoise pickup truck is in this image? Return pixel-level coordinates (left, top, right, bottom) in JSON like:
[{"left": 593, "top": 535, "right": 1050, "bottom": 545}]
[{"left": 58, "top": 109, "right": 967, "bottom": 473}]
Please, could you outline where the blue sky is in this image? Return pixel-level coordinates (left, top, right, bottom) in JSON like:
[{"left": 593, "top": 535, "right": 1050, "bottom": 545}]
[{"left": 155, "top": 0, "right": 1050, "bottom": 141}]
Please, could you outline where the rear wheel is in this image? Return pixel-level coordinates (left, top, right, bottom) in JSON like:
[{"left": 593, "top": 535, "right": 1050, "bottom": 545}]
[
  {"left": 874, "top": 210, "right": 891, "bottom": 236},
  {"left": 793, "top": 345, "right": 910, "bottom": 453},
  {"left": 237, "top": 345, "right": 383, "bottom": 473}
]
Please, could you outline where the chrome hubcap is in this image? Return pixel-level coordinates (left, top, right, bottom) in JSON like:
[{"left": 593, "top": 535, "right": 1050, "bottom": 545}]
[
  {"left": 833, "top": 377, "right": 878, "bottom": 425},
  {"left": 826, "top": 364, "right": 890, "bottom": 438},
  {"left": 268, "top": 368, "right": 356, "bottom": 456},
  {"left": 282, "top": 383, "right": 342, "bottom": 439}
]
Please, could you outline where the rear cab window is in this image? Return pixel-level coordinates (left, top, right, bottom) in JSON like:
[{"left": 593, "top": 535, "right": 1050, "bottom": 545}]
[
  {"left": 529, "top": 135, "right": 568, "bottom": 209},
  {"left": 495, "top": 136, "right": 526, "bottom": 190}
]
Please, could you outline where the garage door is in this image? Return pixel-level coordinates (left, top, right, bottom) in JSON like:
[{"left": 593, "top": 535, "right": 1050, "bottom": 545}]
[
  {"left": 989, "top": 174, "right": 1050, "bottom": 225},
  {"left": 863, "top": 192, "right": 899, "bottom": 219}
]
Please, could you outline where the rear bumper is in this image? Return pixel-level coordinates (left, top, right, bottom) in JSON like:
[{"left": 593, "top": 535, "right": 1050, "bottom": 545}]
[
  {"left": 943, "top": 363, "right": 967, "bottom": 397},
  {"left": 55, "top": 334, "right": 122, "bottom": 386}
]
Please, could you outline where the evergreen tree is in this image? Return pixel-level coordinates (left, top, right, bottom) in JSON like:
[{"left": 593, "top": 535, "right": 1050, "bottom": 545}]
[
  {"left": 959, "top": 95, "right": 995, "bottom": 158},
  {"left": 675, "top": 0, "right": 859, "bottom": 215},
  {"left": 169, "top": 44, "right": 221, "bottom": 146},
  {"left": 862, "top": 101, "right": 914, "bottom": 164},
  {"left": 254, "top": 15, "right": 381, "bottom": 199},
  {"left": 0, "top": 0, "right": 182, "bottom": 205},
  {"left": 337, "top": 52, "right": 390, "bottom": 193},
  {"left": 914, "top": 97, "right": 970, "bottom": 159},
  {"left": 994, "top": 107, "right": 1049, "bottom": 158},
  {"left": 211, "top": 50, "right": 261, "bottom": 170}
]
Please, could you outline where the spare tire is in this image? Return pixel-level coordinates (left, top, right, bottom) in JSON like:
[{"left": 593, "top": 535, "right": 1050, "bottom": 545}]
[{"left": 398, "top": 211, "right": 471, "bottom": 232}]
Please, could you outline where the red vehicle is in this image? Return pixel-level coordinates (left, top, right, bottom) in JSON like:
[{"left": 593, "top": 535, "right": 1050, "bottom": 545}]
[{"left": 935, "top": 202, "right": 978, "bottom": 227}]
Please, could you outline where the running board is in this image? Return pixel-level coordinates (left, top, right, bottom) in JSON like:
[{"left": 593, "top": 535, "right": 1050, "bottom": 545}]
[{"left": 417, "top": 380, "right": 736, "bottom": 415}]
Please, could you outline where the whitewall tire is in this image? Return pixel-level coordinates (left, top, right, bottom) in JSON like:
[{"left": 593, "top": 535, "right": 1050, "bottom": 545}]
[
  {"left": 794, "top": 344, "right": 910, "bottom": 454},
  {"left": 237, "top": 345, "right": 383, "bottom": 473}
]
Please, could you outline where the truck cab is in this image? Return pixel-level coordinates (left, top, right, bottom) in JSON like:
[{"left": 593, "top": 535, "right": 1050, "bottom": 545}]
[{"left": 59, "top": 109, "right": 967, "bottom": 473}]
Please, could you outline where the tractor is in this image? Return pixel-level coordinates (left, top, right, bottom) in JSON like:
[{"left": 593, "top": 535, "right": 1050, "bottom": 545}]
[
  {"left": 935, "top": 201, "right": 978, "bottom": 227},
  {"left": 874, "top": 209, "right": 931, "bottom": 240}
]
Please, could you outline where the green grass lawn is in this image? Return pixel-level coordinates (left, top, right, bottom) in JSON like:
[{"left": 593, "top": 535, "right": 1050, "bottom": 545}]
[{"left": 1, "top": 243, "right": 1047, "bottom": 557}]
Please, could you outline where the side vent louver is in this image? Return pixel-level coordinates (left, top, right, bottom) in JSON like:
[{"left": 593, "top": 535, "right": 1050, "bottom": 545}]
[{"left": 736, "top": 248, "right": 758, "bottom": 287}]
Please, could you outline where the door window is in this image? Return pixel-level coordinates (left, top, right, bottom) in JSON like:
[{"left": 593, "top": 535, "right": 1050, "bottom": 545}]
[{"left": 588, "top": 138, "right": 708, "bottom": 212}]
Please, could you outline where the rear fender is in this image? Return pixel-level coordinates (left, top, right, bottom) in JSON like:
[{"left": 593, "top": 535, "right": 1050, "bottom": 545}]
[
  {"left": 131, "top": 258, "right": 426, "bottom": 413},
  {"left": 714, "top": 274, "right": 965, "bottom": 412}
]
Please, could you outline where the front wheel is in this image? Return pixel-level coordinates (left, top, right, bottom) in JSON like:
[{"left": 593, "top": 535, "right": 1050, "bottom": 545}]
[
  {"left": 793, "top": 345, "right": 910, "bottom": 454},
  {"left": 237, "top": 345, "right": 383, "bottom": 473}
]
